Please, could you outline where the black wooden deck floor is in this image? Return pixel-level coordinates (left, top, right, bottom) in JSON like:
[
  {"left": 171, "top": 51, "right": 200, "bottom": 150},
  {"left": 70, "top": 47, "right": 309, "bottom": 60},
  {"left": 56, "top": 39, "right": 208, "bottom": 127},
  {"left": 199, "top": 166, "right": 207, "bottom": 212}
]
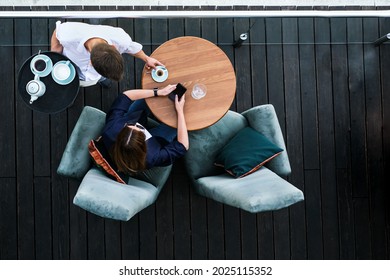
[{"left": 0, "top": 7, "right": 389, "bottom": 260}]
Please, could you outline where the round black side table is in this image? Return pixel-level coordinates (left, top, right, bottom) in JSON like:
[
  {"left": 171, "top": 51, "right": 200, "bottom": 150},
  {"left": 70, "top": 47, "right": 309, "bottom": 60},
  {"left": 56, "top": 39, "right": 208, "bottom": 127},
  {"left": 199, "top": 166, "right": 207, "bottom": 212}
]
[{"left": 18, "top": 51, "right": 80, "bottom": 114}]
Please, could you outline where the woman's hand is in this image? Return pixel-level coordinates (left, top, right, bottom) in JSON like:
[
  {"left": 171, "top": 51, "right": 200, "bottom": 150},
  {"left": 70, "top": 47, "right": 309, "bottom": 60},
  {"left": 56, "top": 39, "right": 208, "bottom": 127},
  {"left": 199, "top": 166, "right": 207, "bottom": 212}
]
[
  {"left": 175, "top": 93, "right": 189, "bottom": 150},
  {"left": 175, "top": 92, "right": 186, "bottom": 113},
  {"left": 157, "top": 84, "right": 176, "bottom": 96}
]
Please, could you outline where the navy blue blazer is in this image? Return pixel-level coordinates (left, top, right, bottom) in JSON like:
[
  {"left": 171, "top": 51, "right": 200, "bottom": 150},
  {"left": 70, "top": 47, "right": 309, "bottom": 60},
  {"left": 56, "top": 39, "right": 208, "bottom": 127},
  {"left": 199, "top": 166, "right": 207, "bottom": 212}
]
[{"left": 101, "top": 94, "right": 187, "bottom": 169}]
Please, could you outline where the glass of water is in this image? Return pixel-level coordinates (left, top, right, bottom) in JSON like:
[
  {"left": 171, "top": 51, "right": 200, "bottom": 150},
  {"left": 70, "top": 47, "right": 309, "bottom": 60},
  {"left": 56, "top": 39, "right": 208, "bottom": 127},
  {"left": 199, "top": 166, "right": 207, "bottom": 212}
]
[{"left": 191, "top": 83, "right": 207, "bottom": 100}]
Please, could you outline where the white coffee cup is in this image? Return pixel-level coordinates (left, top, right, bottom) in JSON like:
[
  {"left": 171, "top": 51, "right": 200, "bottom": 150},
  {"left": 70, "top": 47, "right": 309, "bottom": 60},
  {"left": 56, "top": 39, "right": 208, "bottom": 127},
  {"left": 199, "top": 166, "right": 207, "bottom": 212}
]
[
  {"left": 52, "top": 61, "right": 71, "bottom": 81},
  {"left": 30, "top": 54, "right": 52, "bottom": 77}
]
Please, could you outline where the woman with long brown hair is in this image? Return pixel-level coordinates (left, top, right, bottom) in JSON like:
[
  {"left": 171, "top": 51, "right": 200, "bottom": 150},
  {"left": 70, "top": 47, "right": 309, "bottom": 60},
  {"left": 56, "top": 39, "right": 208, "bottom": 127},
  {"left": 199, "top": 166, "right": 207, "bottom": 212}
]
[{"left": 101, "top": 84, "right": 189, "bottom": 175}]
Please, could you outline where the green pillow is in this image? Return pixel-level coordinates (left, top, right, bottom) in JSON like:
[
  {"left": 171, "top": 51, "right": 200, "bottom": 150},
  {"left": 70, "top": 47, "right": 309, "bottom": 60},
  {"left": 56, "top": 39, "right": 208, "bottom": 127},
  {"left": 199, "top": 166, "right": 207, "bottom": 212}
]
[{"left": 215, "top": 127, "right": 283, "bottom": 178}]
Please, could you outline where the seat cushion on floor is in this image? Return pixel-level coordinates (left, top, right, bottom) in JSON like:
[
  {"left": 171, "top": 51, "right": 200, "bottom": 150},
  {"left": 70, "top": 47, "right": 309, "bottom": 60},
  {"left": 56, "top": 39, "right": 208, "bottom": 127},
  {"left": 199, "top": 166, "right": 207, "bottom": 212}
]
[
  {"left": 73, "top": 168, "right": 161, "bottom": 221},
  {"left": 193, "top": 167, "right": 304, "bottom": 213}
]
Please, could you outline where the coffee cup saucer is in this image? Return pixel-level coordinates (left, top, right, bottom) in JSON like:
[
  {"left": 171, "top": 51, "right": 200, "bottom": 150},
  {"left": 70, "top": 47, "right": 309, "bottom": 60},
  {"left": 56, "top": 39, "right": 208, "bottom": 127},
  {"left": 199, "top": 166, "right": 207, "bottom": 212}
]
[
  {"left": 30, "top": 54, "right": 53, "bottom": 77},
  {"left": 151, "top": 66, "right": 168, "bottom": 83},
  {"left": 52, "top": 60, "right": 76, "bottom": 85}
]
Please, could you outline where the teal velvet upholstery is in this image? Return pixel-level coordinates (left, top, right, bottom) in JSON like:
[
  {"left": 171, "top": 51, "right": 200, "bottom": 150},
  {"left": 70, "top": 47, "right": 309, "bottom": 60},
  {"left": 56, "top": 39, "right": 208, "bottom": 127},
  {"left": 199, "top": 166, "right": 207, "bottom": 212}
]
[
  {"left": 195, "top": 167, "right": 303, "bottom": 212},
  {"left": 57, "top": 106, "right": 172, "bottom": 221},
  {"left": 74, "top": 166, "right": 171, "bottom": 221},
  {"left": 242, "top": 105, "right": 291, "bottom": 177},
  {"left": 185, "top": 110, "right": 247, "bottom": 180},
  {"left": 185, "top": 105, "right": 304, "bottom": 213},
  {"left": 57, "top": 106, "right": 106, "bottom": 179}
]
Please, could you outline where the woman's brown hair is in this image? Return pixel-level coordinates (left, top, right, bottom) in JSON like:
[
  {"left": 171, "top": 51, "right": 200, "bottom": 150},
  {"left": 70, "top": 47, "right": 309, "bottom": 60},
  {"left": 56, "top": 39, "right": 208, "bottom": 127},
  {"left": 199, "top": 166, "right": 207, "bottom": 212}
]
[
  {"left": 111, "top": 126, "right": 147, "bottom": 175},
  {"left": 90, "top": 43, "right": 124, "bottom": 81}
]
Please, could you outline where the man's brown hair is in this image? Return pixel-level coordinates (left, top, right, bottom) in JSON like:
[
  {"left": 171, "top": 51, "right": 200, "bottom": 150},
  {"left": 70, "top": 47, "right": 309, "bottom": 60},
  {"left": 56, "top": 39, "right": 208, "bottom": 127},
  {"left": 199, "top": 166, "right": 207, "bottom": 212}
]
[
  {"left": 111, "top": 126, "right": 147, "bottom": 175},
  {"left": 91, "top": 43, "right": 124, "bottom": 81}
]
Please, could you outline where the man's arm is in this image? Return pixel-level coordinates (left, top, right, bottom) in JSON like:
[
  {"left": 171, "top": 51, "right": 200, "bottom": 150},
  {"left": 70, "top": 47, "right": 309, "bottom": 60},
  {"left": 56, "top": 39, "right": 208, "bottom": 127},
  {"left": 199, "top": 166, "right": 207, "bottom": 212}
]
[
  {"left": 50, "top": 29, "right": 63, "bottom": 53},
  {"left": 131, "top": 49, "right": 164, "bottom": 70}
]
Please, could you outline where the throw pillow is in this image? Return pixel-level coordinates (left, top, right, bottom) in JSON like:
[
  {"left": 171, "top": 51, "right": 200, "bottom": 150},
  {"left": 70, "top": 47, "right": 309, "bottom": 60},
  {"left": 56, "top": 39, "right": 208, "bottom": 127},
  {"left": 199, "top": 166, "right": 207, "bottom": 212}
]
[
  {"left": 88, "top": 137, "right": 128, "bottom": 184},
  {"left": 215, "top": 127, "right": 283, "bottom": 178}
]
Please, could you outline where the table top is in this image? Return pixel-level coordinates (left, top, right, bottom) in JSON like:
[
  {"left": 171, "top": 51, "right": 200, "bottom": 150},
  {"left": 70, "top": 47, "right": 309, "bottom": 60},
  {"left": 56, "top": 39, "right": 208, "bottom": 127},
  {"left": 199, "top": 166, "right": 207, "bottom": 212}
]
[
  {"left": 142, "top": 36, "right": 236, "bottom": 131},
  {"left": 18, "top": 51, "right": 80, "bottom": 114}
]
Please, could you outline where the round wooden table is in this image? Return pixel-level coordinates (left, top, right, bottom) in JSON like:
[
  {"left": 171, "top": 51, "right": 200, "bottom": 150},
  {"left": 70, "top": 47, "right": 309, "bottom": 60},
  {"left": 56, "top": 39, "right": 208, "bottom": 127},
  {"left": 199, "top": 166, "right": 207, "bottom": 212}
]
[{"left": 142, "top": 36, "right": 236, "bottom": 131}]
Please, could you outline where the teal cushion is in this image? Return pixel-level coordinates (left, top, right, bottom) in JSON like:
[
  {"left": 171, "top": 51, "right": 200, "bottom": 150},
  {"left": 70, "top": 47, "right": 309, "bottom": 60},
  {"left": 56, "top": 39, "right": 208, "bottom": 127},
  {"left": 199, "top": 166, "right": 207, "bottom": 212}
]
[
  {"left": 74, "top": 168, "right": 160, "bottom": 221},
  {"left": 194, "top": 167, "right": 304, "bottom": 212},
  {"left": 57, "top": 106, "right": 106, "bottom": 179},
  {"left": 185, "top": 111, "right": 247, "bottom": 180},
  {"left": 242, "top": 104, "right": 291, "bottom": 176},
  {"left": 215, "top": 127, "right": 283, "bottom": 178}
]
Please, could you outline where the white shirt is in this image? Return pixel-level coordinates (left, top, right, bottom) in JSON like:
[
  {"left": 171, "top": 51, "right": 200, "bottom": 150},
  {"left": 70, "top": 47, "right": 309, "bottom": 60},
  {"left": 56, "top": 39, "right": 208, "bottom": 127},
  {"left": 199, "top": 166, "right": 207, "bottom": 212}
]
[{"left": 55, "top": 21, "right": 143, "bottom": 81}]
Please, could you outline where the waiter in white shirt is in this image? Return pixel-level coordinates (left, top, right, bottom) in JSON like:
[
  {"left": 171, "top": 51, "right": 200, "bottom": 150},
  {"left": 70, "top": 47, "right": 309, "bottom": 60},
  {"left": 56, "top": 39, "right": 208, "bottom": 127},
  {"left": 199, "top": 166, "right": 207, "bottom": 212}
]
[{"left": 50, "top": 21, "right": 163, "bottom": 88}]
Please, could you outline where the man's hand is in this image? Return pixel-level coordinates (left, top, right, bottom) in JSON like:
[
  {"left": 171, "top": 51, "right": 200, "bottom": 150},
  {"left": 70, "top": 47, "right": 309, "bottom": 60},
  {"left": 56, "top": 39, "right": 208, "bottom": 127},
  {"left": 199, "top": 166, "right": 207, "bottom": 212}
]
[{"left": 145, "top": 56, "right": 164, "bottom": 70}]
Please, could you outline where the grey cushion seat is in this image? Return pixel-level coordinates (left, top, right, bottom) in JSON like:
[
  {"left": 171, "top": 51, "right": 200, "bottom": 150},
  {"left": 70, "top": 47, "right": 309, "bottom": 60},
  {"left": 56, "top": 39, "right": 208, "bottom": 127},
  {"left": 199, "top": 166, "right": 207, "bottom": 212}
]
[
  {"left": 57, "top": 106, "right": 172, "bottom": 221},
  {"left": 184, "top": 105, "right": 304, "bottom": 213}
]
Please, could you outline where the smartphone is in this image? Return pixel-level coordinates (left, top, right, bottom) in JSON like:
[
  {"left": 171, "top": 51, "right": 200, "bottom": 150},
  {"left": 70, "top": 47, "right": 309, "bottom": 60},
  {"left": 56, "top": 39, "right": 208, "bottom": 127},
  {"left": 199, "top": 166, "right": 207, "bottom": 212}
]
[{"left": 168, "top": 83, "right": 187, "bottom": 101}]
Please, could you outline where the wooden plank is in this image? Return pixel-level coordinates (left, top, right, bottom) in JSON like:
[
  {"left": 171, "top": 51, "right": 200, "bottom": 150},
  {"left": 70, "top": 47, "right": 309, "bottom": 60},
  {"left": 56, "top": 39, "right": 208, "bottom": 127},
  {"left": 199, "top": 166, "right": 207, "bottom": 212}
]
[
  {"left": 265, "top": 17, "right": 286, "bottom": 133},
  {"left": 87, "top": 214, "right": 106, "bottom": 259},
  {"left": 298, "top": 18, "right": 320, "bottom": 170},
  {"left": 0, "top": 14, "right": 16, "bottom": 178},
  {"left": 250, "top": 17, "right": 268, "bottom": 106},
  {"left": 330, "top": 17, "right": 353, "bottom": 260},
  {"left": 14, "top": 16, "right": 35, "bottom": 260},
  {"left": 207, "top": 200, "right": 225, "bottom": 259},
  {"left": 347, "top": 18, "right": 368, "bottom": 197},
  {"left": 336, "top": 169, "right": 355, "bottom": 259},
  {"left": 172, "top": 159, "right": 191, "bottom": 259},
  {"left": 305, "top": 170, "right": 323, "bottom": 259},
  {"left": 218, "top": 17, "right": 236, "bottom": 111},
  {"left": 34, "top": 177, "right": 52, "bottom": 259},
  {"left": 363, "top": 17, "right": 386, "bottom": 259},
  {"left": 234, "top": 18, "right": 252, "bottom": 112},
  {"left": 0, "top": 178, "right": 18, "bottom": 259},
  {"left": 121, "top": 218, "right": 140, "bottom": 259},
  {"left": 282, "top": 17, "right": 306, "bottom": 259},
  {"left": 257, "top": 212, "right": 274, "bottom": 259},
  {"left": 69, "top": 180, "right": 88, "bottom": 259},
  {"left": 330, "top": 18, "right": 350, "bottom": 169},
  {"left": 315, "top": 17, "right": 340, "bottom": 259},
  {"left": 379, "top": 16, "right": 390, "bottom": 260},
  {"left": 241, "top": 212, "right": 257, "bottom": 259},
  {"left": 354, "top": 198, "right": 372, "bottom": 259},
  {"left": 50, "top": 112, "right": 70, "bottom": 259}
]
